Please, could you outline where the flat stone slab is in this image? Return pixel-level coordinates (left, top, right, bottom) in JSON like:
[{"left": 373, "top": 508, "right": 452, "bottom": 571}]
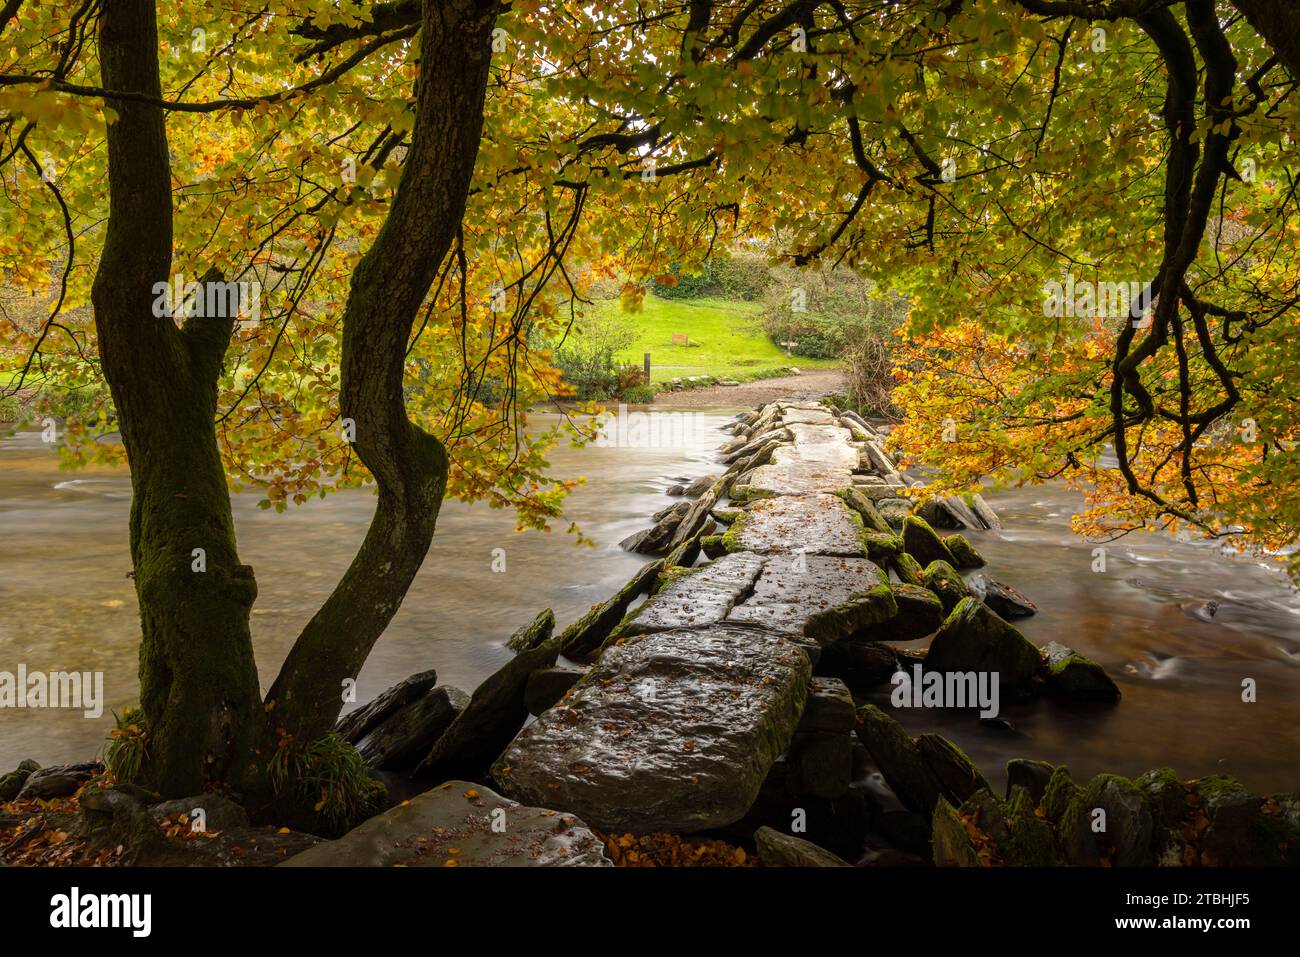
[
  {"left": 492, "top": 626, "right": 812, "bottom": 834},
  {"left": 780, "top": 408, "right": 838, "bottom": 425},
  {"left": 726, "top": 555, "right": 887, "bottom": 643},
  {"left": 622, "top": 551, "right": 767, "bottom": 635},
  {"left": 772, "top": 424, "right": 859, "bottom": 469},
  {"left": 738, "top": 460, "right": 856, "bottom": 498},
  {"left": 726, "top": 494, "right": 864, "bottom": 556},
  {"left": 281, "top": 781, "right": 610, "bottom": 867}
]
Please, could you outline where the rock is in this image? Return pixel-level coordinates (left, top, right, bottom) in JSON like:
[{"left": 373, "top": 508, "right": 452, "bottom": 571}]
[
  {"left": 969, "top": 493, "right": 1002, "bottom": 530},
  {"left": 923, "top": 559, "right": 970, "bottom": 614},
  {"left": 942, "top": 533, "right": 986, "bottom": 569},
  {"left": 902, "top": 515, "right": 956, "bottom": 567},
  {"left": 858, "top": 583, "right": 945, "bottom": 642},
  {"left": 620, "top": 501, "right": 691, "bottom": 554},
  {"left": 1001, "top": 785, "right": 1059, "bottom": 866},
  {"left": 787, "top": 732, "right": 852, "bottom": 799},
  {"left": 149, "top": 793, "right": 250, "bottom": 832},
  {"left": 493, "top": 625, "right": 811, "bottom": 833},
  {"left": 723, "top": 493, "right": 867, "bottom": 557},
  {"left": 1196, "top": 775, "right": 1275, "bottom": 866},
  {"left": 557, "top": 558, "right": 662, "bottom": 658},
  {"left": 815, "top": 640, "right": 897, "bottom": 687},
  {"left": 281, "top": 781, "right": 611, "bottom": 867},
  {"left": 700, "top": 534, "right": 728, "bottom": 559},
  {"left": 854, "top": 705, "right": 942, "bottom": 815},
  {"left": 17, "top": 762, "right": 102, "bottom": 800},
  {"left": 1005, "top": 759, "right": 1056, "bottom": 804},
  {"left": 506, "top": 608, "right": 556, "bottom": 652},
  {"left": 0, "top": 759, "right": 39, "bottom": 802},
  {"left": 1136, "top": 767, "right": 1190, "bottom": 865},
  {"left": 861, "top": 440, "right": 902, "bottom": 481},
  {"left": 738, "top": 457, "right": 858, "bottom": 499},
  {"left": 932, "top": 797, "right": 982, "bottom": 866},
  {"left": 524, "top": 666, "right": 585, "bottom": 716},
  {"left": 620, "top": 551, "right": 767, "bottom": 636},
  {"left": 925, "top": 598, "right": 1042, "bottom": 693},
  {"left": 968, "top": 573, "right": 1037, "bottom": 618},
  {"left": 837, "top": 486, "right": 892, "bottom": 534},
  {"left": 1041, "top": 765, "right": 1083, "bottom": 823},
  {"left": 862, "top": 532, "right": 903, "bottom": 564},
  {"left": 754, "top": 826, "right": 850, "bottom": 866},
  {"left": 721, "top": 427, "right": 791, "bottom": 465},
  {"left": 916, "top": 734, "right": 991, "bottom": 807},
  {"left": 357, "top": 685, "right": 470, "bottom": 771},
  {"left": 798, "top": 677, "right": 856, "bottom": 733},
  {"left": 1041, "top": 641, "right": 1121, "bottom": 700},
  {"left": 1084, "top": 773, "right": 1155, "bottom": 866},
  {"left": 337, "top": 670, "right": 438, "bottom": 743},
  {"left": 891, "top": 552, "right": 925, "bottom": 587},
  {"left": 780, "top": 407, "right": 837, "bottom": 425},
  {"left": 875, "top": 497, "right": 912, "bottom": 530},
  {"left": 665, "top": 478, "right": 728, "bottom": 550},
  {"left": 78, "top": 786, "right": 169, "bottom": 864},
  {"left": 417, "top": 640, "right": 559, "bottom": 781}
]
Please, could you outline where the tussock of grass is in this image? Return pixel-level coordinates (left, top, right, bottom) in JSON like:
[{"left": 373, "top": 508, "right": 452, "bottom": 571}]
[{"left": 268, "top": 731, "right": 385, "bottom": 830}]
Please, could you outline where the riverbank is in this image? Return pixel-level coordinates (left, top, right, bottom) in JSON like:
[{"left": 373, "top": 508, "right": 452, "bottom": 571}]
[
  {"left": 652, "top": 367, "right": 845, "bottom": 409},
  {"left": 5, "top": 398, "right": 1295, "bottom": 867}
]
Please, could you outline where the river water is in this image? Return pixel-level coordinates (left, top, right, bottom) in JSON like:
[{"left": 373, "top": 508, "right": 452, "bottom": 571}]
[{"left": 2, "top": 410, "right": 1297, "bottom": 793}]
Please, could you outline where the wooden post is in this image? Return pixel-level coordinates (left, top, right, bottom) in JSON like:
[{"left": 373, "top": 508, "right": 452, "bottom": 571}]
[{"left": 643, "top": 352, "right": 651, "bottom": 385}]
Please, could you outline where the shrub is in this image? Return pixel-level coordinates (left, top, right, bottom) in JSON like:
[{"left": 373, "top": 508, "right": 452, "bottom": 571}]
[
  {"left": 651, "top": 251, "right": 773, "bottom": 302},
  {"left": 619, "top": 384, "right": 656, "bottom": 404},
  {"left": 104, "top": 707, "right": 148, "bottom": 785},
  {"left": 268, "top": 731, "right": 387, "bottom": 831},
  {"left": 550, "top": 309, "right": 639, "bottom": 401}
]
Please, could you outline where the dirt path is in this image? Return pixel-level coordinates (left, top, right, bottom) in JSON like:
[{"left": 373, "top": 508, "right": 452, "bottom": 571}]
[{"left": 653, "top": 367, "right": 844, "bottom": 409}]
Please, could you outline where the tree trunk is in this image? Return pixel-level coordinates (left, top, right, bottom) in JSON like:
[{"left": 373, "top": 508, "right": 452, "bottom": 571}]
[
  {"left": 91, "top": 0, "right": 264, "bottom": 796},
  {"left": 266, "top": 0, "right": 499, "bottom": 742},
  {"left": 1231, "top": 0, "right": 1300, "bottom": 79}
]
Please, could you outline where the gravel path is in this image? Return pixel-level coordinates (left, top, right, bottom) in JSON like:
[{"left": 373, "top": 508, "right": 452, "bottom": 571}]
[{"left": 653, "top": 367, "right": 845, "bottom": 409}]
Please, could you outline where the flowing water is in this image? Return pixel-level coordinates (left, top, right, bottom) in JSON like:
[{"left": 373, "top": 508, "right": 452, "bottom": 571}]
[{"left": 2, "top": 410, "right": 1298, "bottom": 793}]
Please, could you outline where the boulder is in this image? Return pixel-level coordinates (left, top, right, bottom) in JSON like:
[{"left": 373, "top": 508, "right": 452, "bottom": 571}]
[
  {"left": 854, "top": 705, "right": 942, "bottom": 815},
  {"left": 1041, "top": 641, "right": 1121, "bottom": 700},
  {"left": 149, "top": 793, "right": 250, "bottom": 832},
  {"left": 0, "top": 759, "right": 39, "bottom": 802},
  {"left": 620, "top": 500, "right": 691, "bottom": 554},
  {"left": 968, "top": 573, "right": 1037, "bottom": 618},
  {"left": 798, "top": 677, "right": 856, "bottom": 733},
  {"left": 815, "top": 640, "right": 897, "bottom": 687},
  {"left": 17, "top": 762, "right": 102, "bottom": 800},
  {"left": 943, "top": 533, "right": 986, "bottom": 569},
  {"left": 902, "top": 515, "right": 956, "bottom": 567},
  {"left": 416, "top": 640, "right": 559, "bottom": 781},
  {"left": 969, "top": 493, "right": 1003, "bottom": 530},
  {"left": 916, "top": 734, "right": 991, "bottom": 807},
  {"left": 837, "top": 486, "right": 893, "bottom": 534},
  {"left": 281, "top": 781, "right": 611, "bottom": 867},
  {"left": 357, "top": 685, "right": 470, "bottom": 771},
  {"left": 1084, "top": 773, "right": 1155, "bottom": 866},
  {"left": 754, "top": 826, "right": 850, "bottom": 867},
  {"left": 1005, "top": 758, "right": 1056, "bottom": 804},
  {"left": 682, "top": 473, "right": 719, "bottom": 497},
  {"left": 923, "top": 559, "right": 970, "bottom": 614},
  {"left": 493, "top": 625, "right": 811, "bottom": 833},
  {"left": 890, "top": 552, "right": 925, "bottom": 587},
  {"left": 862, "top": 532, "right": 903, "bottom": 564},
  {"left": 875, "top": 497, "right": 912, "bottom": 530},
  {"left": 786, "top": 732, "right": 853, "bottom": 799},
  {"left": 506, "top": 608, "right": 556, "bottom": 652},
  {"left": 337, "top": 670, "right": 438, "bottom": 743},
  {"left": 524, "top": 666, "right": 585, "bottom": 716},
  {"left": 925, "top": 598, "right": 1042, "bottom": 693},
  {"left": 932, "top": 797, "right": 982, "bottom": 866},
  {"left": 801, "top": 584, "right": 897, "bottom": 648},
  {"left": 858, "top": 583, "right": 945, "bottom": 642}
]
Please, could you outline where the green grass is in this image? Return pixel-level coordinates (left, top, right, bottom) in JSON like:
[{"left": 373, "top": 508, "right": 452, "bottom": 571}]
[{"left": 604, "top": 294, "right": 838, "bottom": 384}]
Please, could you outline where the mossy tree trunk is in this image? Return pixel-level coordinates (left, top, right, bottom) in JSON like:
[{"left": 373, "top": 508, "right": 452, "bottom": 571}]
[
  {"left": 90, "top": 0, "right": 499, "bottom": 801},
  {"left": 91, "top": 0, "right": 264, "bottom": 796},
  {"left": 267, "top": 0, "right": 498, "bottom": 743}
]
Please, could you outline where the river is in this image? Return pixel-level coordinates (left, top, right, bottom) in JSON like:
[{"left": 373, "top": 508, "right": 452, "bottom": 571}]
[{"left": 2, "top": 410, "right": 1298, "bottom": 794}]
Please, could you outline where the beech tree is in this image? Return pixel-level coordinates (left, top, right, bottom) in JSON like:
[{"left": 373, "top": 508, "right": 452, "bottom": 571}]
[{"left": 1, "top": 0, "right": 1296, "bottom": 821}]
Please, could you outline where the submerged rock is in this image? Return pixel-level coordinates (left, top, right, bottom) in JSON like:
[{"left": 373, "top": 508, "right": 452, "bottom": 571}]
[
  {"left": 281, "top": 781, "right": 611, "bottom": 867},
  {"left": 493, "top": 625, "right": 811, "bottom": 833}
]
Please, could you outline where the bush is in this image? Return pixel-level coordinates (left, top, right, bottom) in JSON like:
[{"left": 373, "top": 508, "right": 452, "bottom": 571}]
[
  {"left": 550, "top": 309, "right": 639, "bottom": 401},
  {"left": 619, "top": 384, "right": 656, "bottom": 404},
  {"left": 651, "top": 251, "right": 773, "bottom": 302}
]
